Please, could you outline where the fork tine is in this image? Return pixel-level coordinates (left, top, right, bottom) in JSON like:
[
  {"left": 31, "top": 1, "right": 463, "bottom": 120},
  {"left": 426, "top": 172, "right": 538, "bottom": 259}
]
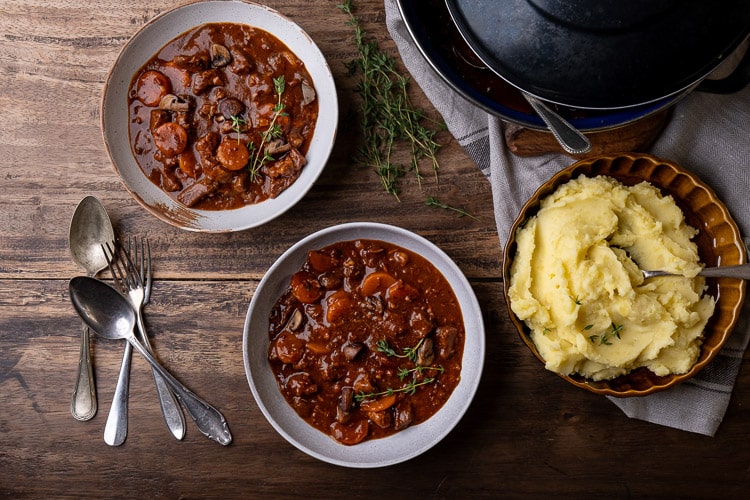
[
  {"left": 121, "top": 239, "right": 143, "bottom": 288},
  {"left": 136, "top": 238, "right": 145, "bottom": 291},
  {"left": 102, "top": 241, "right": 126, "bottom": 291},
  {"left": 144, "top": 238, "right": 152, "bottom": 304}
]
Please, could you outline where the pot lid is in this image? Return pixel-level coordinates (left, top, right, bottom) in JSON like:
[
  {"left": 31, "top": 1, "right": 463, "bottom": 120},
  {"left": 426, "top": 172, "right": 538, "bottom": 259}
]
[{"left": 446, "top": 0, "right": 750, "bottom": 109}]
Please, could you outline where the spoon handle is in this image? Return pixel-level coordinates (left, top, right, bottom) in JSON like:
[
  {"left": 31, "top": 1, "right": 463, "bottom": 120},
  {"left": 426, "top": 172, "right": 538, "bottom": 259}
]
[
  {"left": 126, "top": 335, "right": 232, "bottom": 445},
  {"left": 104, "top": 342, "right": 131, "bottom": 446},
  {"left": 71, "top": 323, "right": 97, "bottom": 421},
  {"left": 524, "top": 93, "right": 592, "bottom": 155},
  {"left": 700, "top": 263, "right": 750, "bottom": 279}
]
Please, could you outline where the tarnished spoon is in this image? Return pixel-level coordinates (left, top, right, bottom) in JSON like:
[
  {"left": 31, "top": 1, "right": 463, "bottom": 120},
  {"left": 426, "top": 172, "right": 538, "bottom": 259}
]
[
  {"left": 642, "top": 263, "right": 750, "bottom": 280},
  {"left": 68, "top": 276, "right": 232, "bottom": 445},
  {"left": 68, "top": 196, "right": 115, "bottom": 421}
]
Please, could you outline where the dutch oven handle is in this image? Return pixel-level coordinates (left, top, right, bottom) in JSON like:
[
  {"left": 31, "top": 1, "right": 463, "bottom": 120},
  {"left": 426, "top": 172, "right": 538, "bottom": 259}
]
[{"left": 697, "top": 40, "right": 750, "bottom": 94}]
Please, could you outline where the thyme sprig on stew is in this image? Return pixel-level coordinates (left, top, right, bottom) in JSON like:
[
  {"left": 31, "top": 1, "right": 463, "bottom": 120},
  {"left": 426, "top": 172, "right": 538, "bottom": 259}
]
[
  {"left": 229, "top": 115, "right": 246, "bottom": 145},
  {"left": 247, "top": 75, "right": 288, "bottom": 181},
  {"left": 354, "top": 377, "right": 438, "bottom": 402},
  {"left": 376, "top": 338, "right": 424, "bottom": 361},
  {"left": 398, "top": 365, "right": 445, "bottom": 381},
  {"left": 337, "top": 0, "right": 444, "bottom": 200},
  {"left": 362, "top": 338, "right": 444, "bottom": 401}
]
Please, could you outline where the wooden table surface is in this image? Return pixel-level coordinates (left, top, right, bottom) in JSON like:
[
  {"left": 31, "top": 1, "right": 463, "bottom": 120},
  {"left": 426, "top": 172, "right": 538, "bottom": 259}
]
[{"left": 1, "top": 1, "right": 748, "bottom": 497}]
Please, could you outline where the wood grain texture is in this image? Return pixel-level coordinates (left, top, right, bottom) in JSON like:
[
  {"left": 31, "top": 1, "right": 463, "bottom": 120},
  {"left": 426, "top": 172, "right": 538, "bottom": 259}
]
[{"left": 1, "top": 1, "right": 748, "bottom": 497}]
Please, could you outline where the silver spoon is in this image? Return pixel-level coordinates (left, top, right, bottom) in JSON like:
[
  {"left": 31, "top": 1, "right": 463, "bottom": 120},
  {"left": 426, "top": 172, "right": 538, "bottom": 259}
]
[
  {"left": 68, "top": 276, "right": 232, "bottom": 445},
  {"left": 642, "top": 263, "right": 750, "bottom": 280},
  {"left": 523, "top": 93, "right": 592, "bottom": 155},
  {"left": 68, "top": 196, "right": 115, "bottom": 421}
]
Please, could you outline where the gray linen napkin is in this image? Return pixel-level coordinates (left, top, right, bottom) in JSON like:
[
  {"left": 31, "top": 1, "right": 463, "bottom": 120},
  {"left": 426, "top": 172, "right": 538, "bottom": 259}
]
[{"left": 385, "top": 0, "right": 750, "bottom": 436}]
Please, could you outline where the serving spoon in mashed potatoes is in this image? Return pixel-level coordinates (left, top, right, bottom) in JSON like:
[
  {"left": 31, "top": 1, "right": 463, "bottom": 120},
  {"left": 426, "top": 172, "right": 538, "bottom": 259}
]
[{"left": 642, "top": 263, "right": 750, "bottom": 280}]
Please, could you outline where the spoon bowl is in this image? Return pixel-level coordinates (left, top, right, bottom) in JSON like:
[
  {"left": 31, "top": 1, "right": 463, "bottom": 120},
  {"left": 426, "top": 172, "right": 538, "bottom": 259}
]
[
  {"left": 70, "top": 197, "right": 116, "bottom": 276},
  {"left": 68, "top": 196, "right": 115, "bottom": 421},
  {"left": 68, "top": 276, "right": 233, "bottom": 445}
]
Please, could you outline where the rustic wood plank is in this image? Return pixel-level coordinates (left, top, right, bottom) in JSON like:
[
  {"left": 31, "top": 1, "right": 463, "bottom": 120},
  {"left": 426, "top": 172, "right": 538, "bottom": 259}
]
[{"left": 1, "top": 0, "right": 749, "bottom": 497}]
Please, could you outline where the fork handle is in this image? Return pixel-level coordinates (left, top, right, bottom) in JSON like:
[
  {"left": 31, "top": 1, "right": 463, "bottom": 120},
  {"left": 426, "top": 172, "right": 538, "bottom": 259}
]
[
  {"left": 127, "top": 335, "right": 232, "bottom": 445},
  {"left": 137, "top": 314, "right": 186, "bottom": 440},
  {"left": 150, "top": 364, "right": 186, "bottom": 440}
]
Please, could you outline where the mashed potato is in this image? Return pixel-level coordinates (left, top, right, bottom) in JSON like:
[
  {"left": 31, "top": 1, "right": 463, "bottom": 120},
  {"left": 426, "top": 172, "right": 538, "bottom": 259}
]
[{"left": 508, "top": 175, "right": 715, "bottom": 381}]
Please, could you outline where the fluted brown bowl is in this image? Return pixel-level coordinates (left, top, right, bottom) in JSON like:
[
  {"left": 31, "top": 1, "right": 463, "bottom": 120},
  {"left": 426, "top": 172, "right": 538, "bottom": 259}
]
[{"left": 502, "top": 153, "right": 746, "bottom": 397}]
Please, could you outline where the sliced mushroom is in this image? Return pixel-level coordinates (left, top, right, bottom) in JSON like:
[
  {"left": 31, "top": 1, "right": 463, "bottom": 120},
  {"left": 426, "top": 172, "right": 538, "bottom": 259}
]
[
  {"left": 393, "top": 400, "right": 413, "bottom": 431},
  {"left": 416, "top": 337, "right": 435, "bottom": 367},
  {"left": 337, "top": 387, "right": 355, "bottom": 423},
  {"left": 285, "top": 309, "right": 303, "bottom": 331},
  {"left": 301, "top": 82, "right": 316, "bottom": 106},
  {"left": 265, "top": 138, "right": 292, "bottom": 156},
  {"left": 158, "top": 94, "right": 190, "bottom": 112},
  {"left": 211, "top": 43, "right": 232, "bottom": 68}
]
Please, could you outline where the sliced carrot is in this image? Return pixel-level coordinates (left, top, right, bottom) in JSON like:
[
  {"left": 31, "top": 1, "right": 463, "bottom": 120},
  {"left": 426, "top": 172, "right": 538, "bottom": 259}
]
[
  {"left": 305, "top": 341, "right": 329, "bottom": 355},
  {"left": 325, "top": 290, "right": 352, "bottom": 323},
  {"left": 359, "top": 271, "right": 396, "bottom": 296},
  {"left": 136, "top": 70, "right": 171, "bottom": 106},
  {"left": 290, "top": 272, "right": 323, "bottom": 304},
  {"left": 359, "top": 393, "right": 397, "bottom": 413},
  {"left": 307, "top": 250, "right": 336, "bottom": 272}
]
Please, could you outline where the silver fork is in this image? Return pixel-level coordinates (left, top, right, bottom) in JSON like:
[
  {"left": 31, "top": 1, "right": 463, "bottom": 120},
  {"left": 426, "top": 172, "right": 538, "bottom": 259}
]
[{"left": 102, "top": 239, "right": 186, "bottom": 445}]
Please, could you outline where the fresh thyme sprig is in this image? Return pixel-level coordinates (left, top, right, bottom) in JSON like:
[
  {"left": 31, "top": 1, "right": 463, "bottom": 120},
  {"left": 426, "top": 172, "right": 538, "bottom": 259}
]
[
  {"left": 398, "top": 365, "right": 445, "bottom": 381},
  {"left": 362, "top": 338, "right": 444, "bottom": 402},
  {"left": 229, "top": 115, "right": 246, "bottom": 145},
  {"left": 337, "top": 0, "right": 444, "bottom": 200},
  {"left": 589, "top": 322, "right": 623, "bottom": 346},
  {"left": 376, "top": 338, "right": 424, "bottom": 362},
  {"left": 354, "top": 377, "right": 437, "bottom": 402},
  {"left": 248, "top": 75, "right": 287, "bottom": 181},
  {"left": 426, "top": 196, "right": 477, "bottom": 219}
]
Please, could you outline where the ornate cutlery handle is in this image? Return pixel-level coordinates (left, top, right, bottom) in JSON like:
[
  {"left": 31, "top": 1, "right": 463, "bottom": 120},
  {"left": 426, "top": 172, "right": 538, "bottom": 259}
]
[
  {"left": 71, "top": 323, "right": 97, "bottom": 421},
  {"left": 127, "top": 336, "right": 232, "bottom": 445}
]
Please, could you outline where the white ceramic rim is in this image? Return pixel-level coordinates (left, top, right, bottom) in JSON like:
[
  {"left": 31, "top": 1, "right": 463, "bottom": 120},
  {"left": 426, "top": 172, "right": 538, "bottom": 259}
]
[
  {"left": 101, "top": 0, "right": 338, "bottom": 232},
  {"left": 242, "top": 222, "right": 486, "bottom": 468}
]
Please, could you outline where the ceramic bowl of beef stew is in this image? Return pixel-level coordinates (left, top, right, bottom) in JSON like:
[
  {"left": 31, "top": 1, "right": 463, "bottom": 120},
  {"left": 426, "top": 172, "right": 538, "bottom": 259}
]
[
  {"left": 243, "top": 222, "right": 485, "bottom": 467},
  {"left": 102, "top": 0, "right": 337, "bottom": 232}
]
